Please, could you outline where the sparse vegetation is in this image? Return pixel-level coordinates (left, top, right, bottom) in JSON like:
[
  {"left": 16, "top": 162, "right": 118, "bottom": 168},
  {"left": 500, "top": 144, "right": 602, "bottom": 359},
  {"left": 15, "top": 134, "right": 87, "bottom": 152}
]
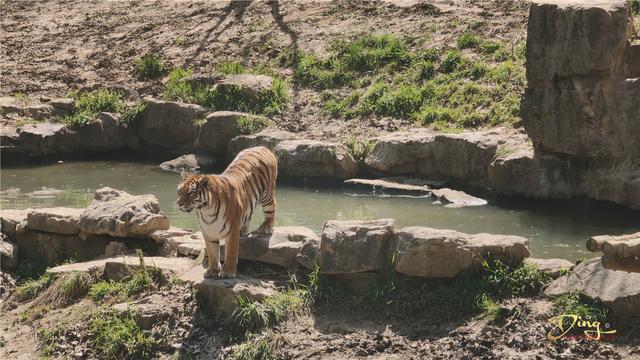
[
  {"left": 218, "top": 61, "right": 247, "bottom": 75},
  {"left": 231, "top": 339, "right": 273, "bottom": 360},
  {"left": 553, "top": 291, "right": 611, "bottom": 324},
  {"left": 174, "top": 35, "right": 191, "bottom": 47},
  {"left": 64, "top": 89, "right": 123, "bottom": 127},
  {"left": 483, "top": 260, "right": 551, "bottom": 297},
  {"left": 88, "top": 309, "right": 163, "bottom": 360},
  {"left": 344, "top": 136, "right": 376, "bottom": 162},
  {"left": 14, "top": 273, "right": 54, "bottom": 302},
  {"left": 238, "top": 114, "right": 271, "bottom": 135},
  {"left": 134, "top": 53, "right": 165, "bottom": 79},
  {"left": 121, "top": 102, "right": 146, "bottom": 125},
  {"left": 229, "top": 290, "right": 306, "bottom": 339}
]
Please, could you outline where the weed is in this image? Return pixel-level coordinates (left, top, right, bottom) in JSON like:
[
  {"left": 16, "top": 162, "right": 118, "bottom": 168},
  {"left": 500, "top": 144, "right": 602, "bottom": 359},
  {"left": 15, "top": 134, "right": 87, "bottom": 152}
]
[
  {"left": 88, "top": 309, "right": 162, "bottom": 360},
  {"left": 14, "top": 273, "right": 54, "bottom": 302},
  {"left": 323, "top": 91, "right": 360, "bottom": 118},
  {"left": 64, "top": 89, "right": 123, "bottom": 127},
  {"left": 229, "top": 290, "right": 306, "bottom": 339},
  {"left": 439, "top": 50, "right": 464, "bottom": 73},
  {"left": 483, "top": 260, "right": 551, "bottom": 297},
  {"left": 413, "top": 60, "right": 436, "bottom": 81},
  {"left": 89, "top": 280, "right": 125, "bottom": 302},
  {"left": 632, "top": 0, "right": 639, "bottom": 14},
  {"left": 121, "top": 102, "right": 146, "bottom": 125},
  {"left": 553, "top": 291, "right": 611, "bottom": 324},
  {"left": 37, "top": 326, "right": 61, "bottom": 357},
  {"left": 457, "top": 32, "right": 479, "bottom": 49},
  {"left": 35, "top": 271, "right": 93, "bottom": 307},
  {"left": 477, "top": 293, "right": 504, "bottom": 322},
  {"left": 164, "top": 68, "right": 194, "bottom": 103},
  {"left": 238, "top": 114, "right": 270, "bottom": 135},
  {"left": 344, "top": 136, "right": 376, "bottom": 162},
  {"left": 134, "top": 54, "right": 165, "bottom": 79},
  {"left": 218, "top": 61, "right": 247, "bottom": 75},
  {"left": 231, "top": 339, "right": 273, "bottom": 360},
  {"left": 413, "top": 106, "right": 458, "bottom": 125},
  {"left": 174, "top": 36, "right": 191, "bottom": 47}
]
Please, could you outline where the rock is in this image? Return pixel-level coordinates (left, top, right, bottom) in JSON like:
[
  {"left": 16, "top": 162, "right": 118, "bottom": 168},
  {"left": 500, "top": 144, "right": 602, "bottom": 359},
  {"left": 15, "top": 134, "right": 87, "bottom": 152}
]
[
  {"left": 79, "top": 187, "right": 170, "bottom": 238},
  {"left": 137, "top": 97, "right": 206, "bottom": 150},
  {"left": 236, "top": 227, "right": 320, "bottom": 268},
  {"left": 523, "top": 0, "right": 639, "bottom": 159},
  {"left": 430, "top": 131, "right": 501, "bottom": 183},
  {"left": 343, "top": 178, "right": 431, "bottom": 196},
  {"left": 150, "top": 226, "right": 194, "bottom": 244},
  {"left": 112, "top": 294, "right": 175, "bottom": 330},
  {"left": 26, "top": 207, "right": 84, "bottom": 235},
  {"left": 15, "top": 230, "right": 108, "bottom": 267},
  {"left": 0, "top": 97, "right": 55, "bottom": 120},
  {"left": 587, "top": 232, "right": 640, "bottom": 258},
  {"left": 215, "top": 74, "right": 273, "bottom": 101},
  {"left": 393, "top": 226, "right": 530, "bottom": 278},
  {"left": 159, "top": 154, "right": 216, "bottom": 173},
  {"left": 319, "top": 219, "right": 395, "bottom": 274},
  {"left": 296, "top": 234, "right": 321, "bottom": 270},
  {"left": 47, "top": 255, "right": 196, "bottom": 279},
  {"left": 17, "top": 123, "right": 73, "bottom": 156},
  {"left": 0, "top": 209, "right": 29, "bottom": 237},
  {"left": 193, "top": 111, "right": 244, "bottom": 154},
  {"left": 365, "top": 131, "right": 435, "bottom": 175},
  {"left": 180, "top": 265, "right": 277, "bottom": 318},
  {"left": 227, "top": 129, "right": 296, "bottom": 159},
  {"left": 524, "top": 258, "right": 573, "bottom": 278},
  {"left": 71, "top": 112, "right": 127, "bottom": 151},
  {"left": 0, "top": 234, "right": 18, "bottom": 270},
  {"left": 545, "top": 257, "right": 640, "bottom": 318},
  {"left": 101, "top": 241, "right": 131, "bottom": 258},
  {"left": 28, "top": 187, "right": 64, "bottom": 198},
  {"left": 49, "top": 98, "right": 75, "bottom": 113},
  {"left": 186, "top": 73, "right": 225, "bottom": 88},
  {"left": 276, "top": 140, "right": 358, "bottom": 180},
  {"left": 430, "top": 188, "right": 487, "bottom": 208},
  {"left": 150, "top": 227, "right": 204, "bottom": 257}
]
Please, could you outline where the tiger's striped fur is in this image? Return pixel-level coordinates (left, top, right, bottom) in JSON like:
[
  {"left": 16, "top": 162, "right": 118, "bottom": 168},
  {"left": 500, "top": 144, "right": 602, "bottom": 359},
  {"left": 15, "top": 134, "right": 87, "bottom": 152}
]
[{"left": 176, "top": 146, "right": 277, "bottom": 278}]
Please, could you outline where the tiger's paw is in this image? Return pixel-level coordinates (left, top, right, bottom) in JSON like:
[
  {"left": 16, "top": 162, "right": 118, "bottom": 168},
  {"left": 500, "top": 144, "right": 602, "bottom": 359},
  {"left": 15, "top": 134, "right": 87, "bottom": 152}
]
[
  {"left": 203, "top": 267, "right": 219, "bottom": 278},
  {"left": 218, "top": 270, "right": 236, "bottom": 279}
]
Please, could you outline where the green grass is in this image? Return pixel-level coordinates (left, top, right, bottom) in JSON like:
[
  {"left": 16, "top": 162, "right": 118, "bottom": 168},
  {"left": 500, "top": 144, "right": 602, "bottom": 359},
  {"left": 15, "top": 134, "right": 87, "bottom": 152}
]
[
  {"left": 344, "top": 136, "right": 376, "bottom": 162},
  {"left": 218, "top": 61, "right": 247, "bottom": 75},
  {"left": 87, "top": 254, "right": 165, "bottom": 302},
  {"left": 174, "top": 36, "right": 191, "bottom": 47},
  {"left": 483, "top": 260, "right": 552, "bottom": 297},
  {"left": 120, "top": 102, "right": 146, "bottom": 125},
  {"left": 553, "top": 291, "right": 611, "bottom": 324},
  {"left": 231, "top": 339, "right": 273, "bottom": 360},
  {"left": 228, "top": 290, "right": 306, "bottom": 339},
  {"left": 238, "top": 114, "right": 271, "bottom": 135},
  {"left": 632, "top": 0, "right": 639, "bottom": 15},
  {"left": 88, "top": 309, "right": 163, "bottom": 360},
  {"left": 134, "top": 54, "right": 165, "bottom": 79},
  {"left": 63, "top": 89, "right": 123, "bottom": 127},
  {"left": 163, "top": 68, "right": 289, "bottom": 116},
  {"left": 89, "top": 280, "right": 125, "bottom": 302},
  {"left": 279, "top": 32, "right": 525, "bottom": 129},
  {"left": 14, "top": 273, "right": 54, "bottom": 302}
]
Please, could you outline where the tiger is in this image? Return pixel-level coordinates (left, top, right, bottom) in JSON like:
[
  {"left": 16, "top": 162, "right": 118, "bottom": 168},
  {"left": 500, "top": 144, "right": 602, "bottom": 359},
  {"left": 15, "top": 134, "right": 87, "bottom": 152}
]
[{"left": 176, "top": 146, "right": 278, "bottom": 278}]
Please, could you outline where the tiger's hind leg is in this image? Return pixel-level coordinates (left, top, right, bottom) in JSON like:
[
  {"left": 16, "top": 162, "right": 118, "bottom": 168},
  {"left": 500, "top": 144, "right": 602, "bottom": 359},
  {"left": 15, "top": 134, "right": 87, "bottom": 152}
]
[{"left": 255, "top": 190, "right": 276, "bottom": 235}]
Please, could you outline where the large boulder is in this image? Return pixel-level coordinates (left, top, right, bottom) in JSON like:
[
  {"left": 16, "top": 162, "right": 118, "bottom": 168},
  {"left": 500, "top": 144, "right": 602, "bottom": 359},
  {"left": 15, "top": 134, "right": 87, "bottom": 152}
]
[
  {"left": 78, "top": 187, "right": 169, "bottom": 238},
  {"left": 365, "top": 131, "right": 435, "bottom": 175},
  {"left": 27, "top": 207, "right": 84, "bottom": 235},
  {"left": 276, "top": 140, "right": 358, "bottom": 179},
  {"left": 545, "top": 257, "right": 640, "bottom": 318},
  {"left": 227, "top": 129, "right": 296, "bottom": 159},
  {"left": 319, "top": 219, "right": 395, "bottom": 274},
  {"left": 71, "top": 112, "right": 128, "bottom": 152},
  {"left": 193, "top": 111, "right": 244, "bottom": 154},
  {"left": 393, "top": 226, "right": 530, "bottom": 278},
  {"left": 16, "top": 123, "right": 73, "bottom": 156},
  {"left": 523, "top": 0, "right": 639, "bottom": 159},
  {"left": 14, "top": 230, "right": 108, "bottom": 267},
  {"left": 430, "top": 131, "right": 500, "bottom": 183},
  {"left": 137, "top": 98, "right": 206, "bottom": 150},
  {"left": 0, "top": 97, "right": 55, "bottom": 120}
]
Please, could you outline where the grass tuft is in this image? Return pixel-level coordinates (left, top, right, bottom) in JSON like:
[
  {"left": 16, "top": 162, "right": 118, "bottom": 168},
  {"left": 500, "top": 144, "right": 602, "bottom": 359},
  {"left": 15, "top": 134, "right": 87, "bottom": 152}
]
[
  {"left": 88, "top": 309, "right": 162, "bottom": 360},
  {"left": 231, "top": 339, "right": 273, "bottom": 360},
  {"left": 457, "top": 32, "right": 479, "bottom": 49},
  {"left": 238, "top": 114, "right": 271, "bottom": 135},
  {"left": 344, "top": 136, "right": 376, "bottom": 162},
  {"left": 483, "top": 260, "right": 552, "bottom": 297},
  {"left": 14, "top": 273, "right": 54, "bottom": 302},
  {"left": 218, "top": 61, "right": 247, "bottom": 75},
  {"left": 134, "top": 54, "right": 165, "bottom": 79},
  {"left": 64, "top": 89, "right": 123, "bottom": 127},
  {"left": 34, "top": 271, "right": 93, "bottom": 308}
]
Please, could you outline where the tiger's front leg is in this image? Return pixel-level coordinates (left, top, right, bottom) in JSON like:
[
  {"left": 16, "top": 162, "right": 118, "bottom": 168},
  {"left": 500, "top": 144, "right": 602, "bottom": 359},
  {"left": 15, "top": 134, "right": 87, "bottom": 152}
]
[
  {"left": 203, "top": 235, "right": 221, "bottom": 278},
  {"left": 219, "top": 224, "right": 240, "bottom": 278}
]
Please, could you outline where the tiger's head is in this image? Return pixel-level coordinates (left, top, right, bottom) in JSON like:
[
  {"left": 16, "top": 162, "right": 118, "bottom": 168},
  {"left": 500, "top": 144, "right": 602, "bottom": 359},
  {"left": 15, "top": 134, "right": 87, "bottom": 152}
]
[{"left": 176, "top": 170, "right": 209, "bottom": 212}]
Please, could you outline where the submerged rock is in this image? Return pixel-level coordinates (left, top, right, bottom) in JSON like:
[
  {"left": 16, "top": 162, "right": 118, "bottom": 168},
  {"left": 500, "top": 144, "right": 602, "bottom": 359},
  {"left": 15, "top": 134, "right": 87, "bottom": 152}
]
[
  {"left": 159, "top": 154, "right": 216, "bottom": 173},
  {"left": 545, "top": 257, "right": 640, "bottom": 318},
  {"left": 393, "top": 226, "right": 530, "bottom": 278},
  {"left": 26, "top": 207, "right": 84, "bottom": 235},
  {"left": 319, "top": 219, "right": 395, "bottom": 274},
  {"left": 343, "top": 178, "right": 432, "bottom": 196},
  {"left": 79, "top": 187, "right": 170, "bottom": 238},
  {"left": 276, "top": 140, "right": 358, "bottom": 180},
  {"left": 431, "top": 188, "right": 487, "bottom": 208}
]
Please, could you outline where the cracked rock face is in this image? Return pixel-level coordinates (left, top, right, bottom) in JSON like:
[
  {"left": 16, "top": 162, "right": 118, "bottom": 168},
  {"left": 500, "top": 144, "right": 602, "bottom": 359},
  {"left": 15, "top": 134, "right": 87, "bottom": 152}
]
[{"left": 78, "top": 187, "right": 169, "bottom": 238}]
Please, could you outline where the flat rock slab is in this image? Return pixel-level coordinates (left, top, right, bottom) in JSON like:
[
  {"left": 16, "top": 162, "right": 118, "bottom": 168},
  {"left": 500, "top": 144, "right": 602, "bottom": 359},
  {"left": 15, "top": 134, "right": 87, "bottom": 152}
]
[
  {"left": 545, "top": 257, "right": 640, "bottom": 318},
  {"left": 47, "top": 255, "right": 197, "bottom": 278},
  {"left": 344, "top": 178, "right": 431, "bottom": 196},
  {"left": 112, "top": 293, "right": 178, "bottom": 330},
  {"left": 158, "top": 154, "right": 216, "bottom": 173},
  {"left": 524, "top": 257, "right": 573, "bottom": 278},
  {"left": 587, "top": 232, "right": 640, "bottom": 258},
  {"left": 431, "top": 188, "right": 487, "bottom": 207},
  {"left": 79, "top": 187, "right": 169, "bottom": 238},
  {"left": 16, "top": 230, "right": 108, "bottom": 267},
  {"left": 319, "top": 219, "right": 395, "bottom": 274},
  {"left": 0, "top": 209, "right": 29, "bottom": 237},
  {"left": 394, "top": 226, "right": 530, "bottom": 278},
  {"left": 237, "top": 226, "right": 320, "bottom": 268},
  {"left": 276, "top": 140, "right": 358, "bottom": 180},
  {"left": 27, "top": 207, "right": 83, "bottom": 235}
]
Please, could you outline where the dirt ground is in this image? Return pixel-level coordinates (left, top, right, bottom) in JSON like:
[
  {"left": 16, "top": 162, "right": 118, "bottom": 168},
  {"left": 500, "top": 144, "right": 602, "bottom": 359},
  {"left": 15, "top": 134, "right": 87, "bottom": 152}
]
[{"left": 0, "top": 0, "right": 529, "bottom": 139}]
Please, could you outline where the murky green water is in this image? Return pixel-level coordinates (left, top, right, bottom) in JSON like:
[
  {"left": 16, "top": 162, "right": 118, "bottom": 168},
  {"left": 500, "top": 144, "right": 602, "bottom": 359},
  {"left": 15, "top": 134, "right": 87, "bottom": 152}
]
[{"left": 2, "top": 160, "right": 639, "bottom": 261}]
